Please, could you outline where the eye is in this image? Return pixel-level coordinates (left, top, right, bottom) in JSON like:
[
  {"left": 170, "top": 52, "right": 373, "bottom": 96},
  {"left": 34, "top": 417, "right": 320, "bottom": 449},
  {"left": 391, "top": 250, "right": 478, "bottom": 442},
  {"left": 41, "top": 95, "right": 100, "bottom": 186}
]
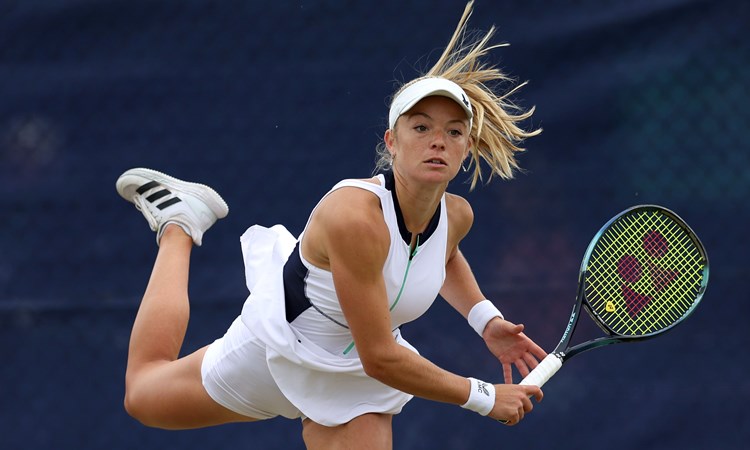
[
  {"left": 448, "top": 129, "right": 463, "bottom": 137},
  {"left": 413, "top": 125, "right": 428, "bottom": 132}
]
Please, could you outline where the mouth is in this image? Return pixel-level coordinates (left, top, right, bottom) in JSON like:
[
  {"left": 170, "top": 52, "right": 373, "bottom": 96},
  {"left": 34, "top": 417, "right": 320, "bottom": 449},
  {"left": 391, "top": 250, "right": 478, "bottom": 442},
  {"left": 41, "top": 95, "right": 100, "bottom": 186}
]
[{"left": 424, "top": 158, "right": 447, "bottom": 166}]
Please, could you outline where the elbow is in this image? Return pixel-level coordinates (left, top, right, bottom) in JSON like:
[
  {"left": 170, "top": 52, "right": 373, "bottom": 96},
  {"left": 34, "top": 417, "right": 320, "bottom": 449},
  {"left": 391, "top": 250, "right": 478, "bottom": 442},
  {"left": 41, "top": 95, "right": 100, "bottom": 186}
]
[
  {"left": 359, "top": 346, "right": 399, "bottom": 382},
  {"left": 361, "top": 358, "right": 386, "bottom": 380}
]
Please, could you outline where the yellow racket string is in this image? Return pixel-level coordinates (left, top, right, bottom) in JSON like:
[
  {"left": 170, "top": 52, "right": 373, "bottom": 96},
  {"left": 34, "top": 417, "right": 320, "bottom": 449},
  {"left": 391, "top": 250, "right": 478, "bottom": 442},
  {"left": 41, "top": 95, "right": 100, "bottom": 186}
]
[{"left": 584, "top": 210, "right": 706, "bottom": 336}]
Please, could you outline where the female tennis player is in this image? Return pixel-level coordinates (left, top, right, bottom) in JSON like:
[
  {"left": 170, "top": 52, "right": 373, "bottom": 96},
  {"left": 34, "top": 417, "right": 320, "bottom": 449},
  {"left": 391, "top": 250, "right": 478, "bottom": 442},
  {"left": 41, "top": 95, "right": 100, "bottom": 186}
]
[{"left": 118, "top": 2, "right": 545, "bottom": 448}]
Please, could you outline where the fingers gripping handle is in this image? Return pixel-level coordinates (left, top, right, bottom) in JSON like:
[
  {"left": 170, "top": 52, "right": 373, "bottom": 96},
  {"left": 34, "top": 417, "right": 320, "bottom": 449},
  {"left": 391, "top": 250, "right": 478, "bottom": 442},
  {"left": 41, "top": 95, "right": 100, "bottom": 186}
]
[
  {"left": 498, "top": 354, "right": 562, "bottom": 425},
  {"left": 519, "top": 354, "right": 563, "bottom": 388}
]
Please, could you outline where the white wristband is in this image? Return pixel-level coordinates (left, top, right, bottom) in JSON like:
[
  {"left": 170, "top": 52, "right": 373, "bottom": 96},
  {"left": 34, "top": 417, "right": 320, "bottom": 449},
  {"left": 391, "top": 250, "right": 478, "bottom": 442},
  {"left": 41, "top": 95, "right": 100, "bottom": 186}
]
[
  {"left": 467, "top": 300, "right": 504, "bottom": 336},
  {"left": 460, "top": 377, "right": 495, "bottom": 416}
]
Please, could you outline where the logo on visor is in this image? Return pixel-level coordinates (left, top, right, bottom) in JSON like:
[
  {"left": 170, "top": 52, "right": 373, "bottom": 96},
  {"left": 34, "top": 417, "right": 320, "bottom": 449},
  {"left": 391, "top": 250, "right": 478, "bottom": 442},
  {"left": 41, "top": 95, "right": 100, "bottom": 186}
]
[{"left": 461, "top": 94, "right": 469, "bottom": 108}]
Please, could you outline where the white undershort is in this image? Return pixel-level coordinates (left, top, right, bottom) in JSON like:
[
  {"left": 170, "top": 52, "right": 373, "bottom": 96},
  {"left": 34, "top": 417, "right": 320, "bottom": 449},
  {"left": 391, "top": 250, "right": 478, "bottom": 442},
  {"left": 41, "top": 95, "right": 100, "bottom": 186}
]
[{"left": 201, "top": 316, "right": 302, "bottom": 421}]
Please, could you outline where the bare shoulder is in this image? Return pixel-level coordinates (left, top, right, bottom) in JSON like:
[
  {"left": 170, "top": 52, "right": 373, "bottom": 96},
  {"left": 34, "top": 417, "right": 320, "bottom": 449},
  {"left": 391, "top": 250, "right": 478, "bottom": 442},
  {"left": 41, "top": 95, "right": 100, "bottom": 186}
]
[
  {"left": 445, "top": 192, "right": 474, "bottom": 239},
  {"left": 316, "top": 186, "right": 384, "bottom": 229},
  {"left": 302, "top": 186, "right": 389, "bottom": 270},
  {"left": 316, "top": 175, "right": 382, "bottom": 220}
]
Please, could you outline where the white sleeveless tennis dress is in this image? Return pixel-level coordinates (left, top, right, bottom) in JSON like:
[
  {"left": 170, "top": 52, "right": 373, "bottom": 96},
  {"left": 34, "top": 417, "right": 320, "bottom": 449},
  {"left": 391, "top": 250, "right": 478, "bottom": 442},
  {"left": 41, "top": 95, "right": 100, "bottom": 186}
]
[{"left": 201, "top": 173, "right": 448, "bottom": 426}]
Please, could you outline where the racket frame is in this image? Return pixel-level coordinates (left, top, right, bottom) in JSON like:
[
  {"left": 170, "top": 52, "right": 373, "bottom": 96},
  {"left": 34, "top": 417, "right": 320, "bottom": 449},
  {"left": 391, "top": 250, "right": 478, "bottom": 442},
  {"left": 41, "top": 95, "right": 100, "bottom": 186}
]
[{"left": 522, "top": 205, "right": 709, "bottom": 387}]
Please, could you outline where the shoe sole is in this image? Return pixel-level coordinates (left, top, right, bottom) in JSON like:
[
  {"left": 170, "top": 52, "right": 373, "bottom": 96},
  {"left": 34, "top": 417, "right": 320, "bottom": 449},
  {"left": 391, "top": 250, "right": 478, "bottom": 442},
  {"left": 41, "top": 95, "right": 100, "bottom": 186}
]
[{"left": 116, "top": 168, "right": 229, "bottom": 219}]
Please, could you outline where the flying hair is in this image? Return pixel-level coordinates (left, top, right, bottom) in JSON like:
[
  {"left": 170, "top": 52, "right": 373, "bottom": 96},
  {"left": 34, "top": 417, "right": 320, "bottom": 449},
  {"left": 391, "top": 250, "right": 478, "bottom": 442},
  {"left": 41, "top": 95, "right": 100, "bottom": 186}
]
[{"left": 377, "top": 1, "right": 541, "bottom": 189}]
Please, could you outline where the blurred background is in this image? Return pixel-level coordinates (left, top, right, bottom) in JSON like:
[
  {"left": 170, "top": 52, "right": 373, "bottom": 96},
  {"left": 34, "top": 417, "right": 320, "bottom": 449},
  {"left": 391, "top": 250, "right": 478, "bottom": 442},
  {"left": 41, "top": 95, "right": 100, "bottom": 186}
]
[{"left": 1, "top": 0, "right": 747, "bottom": 448}]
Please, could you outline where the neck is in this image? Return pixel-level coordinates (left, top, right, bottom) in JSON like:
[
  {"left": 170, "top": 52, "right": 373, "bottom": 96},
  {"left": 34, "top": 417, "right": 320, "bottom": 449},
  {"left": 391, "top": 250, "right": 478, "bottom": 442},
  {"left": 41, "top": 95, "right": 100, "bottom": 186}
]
[{"left": 391, "top": 169, "right": 445, "bottom": 235}]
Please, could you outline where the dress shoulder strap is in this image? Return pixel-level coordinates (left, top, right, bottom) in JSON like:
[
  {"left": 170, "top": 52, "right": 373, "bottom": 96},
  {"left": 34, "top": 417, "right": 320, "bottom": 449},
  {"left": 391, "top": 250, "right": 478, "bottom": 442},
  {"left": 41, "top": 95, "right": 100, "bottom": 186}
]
[
  {"left": 299, "top": 175, "right": 388, "bottom": 238},
  {"left": 327, "top": 174, "right": 386, "bottom": 196}
]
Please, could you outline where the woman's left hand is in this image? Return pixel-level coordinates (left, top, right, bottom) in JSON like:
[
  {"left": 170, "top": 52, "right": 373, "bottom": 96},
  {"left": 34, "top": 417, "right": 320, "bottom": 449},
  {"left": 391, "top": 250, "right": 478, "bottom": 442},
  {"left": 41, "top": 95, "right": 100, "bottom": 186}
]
[{"left": 482, "top": 318, "right": 548, "bottom": 384}]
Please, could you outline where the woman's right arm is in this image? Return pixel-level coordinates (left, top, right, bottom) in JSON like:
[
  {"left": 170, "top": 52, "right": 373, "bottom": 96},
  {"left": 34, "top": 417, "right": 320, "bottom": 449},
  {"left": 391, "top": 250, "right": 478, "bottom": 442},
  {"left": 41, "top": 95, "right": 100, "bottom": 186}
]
[{"left": 304, "top": 188, "right": 541, "bottom": 422}]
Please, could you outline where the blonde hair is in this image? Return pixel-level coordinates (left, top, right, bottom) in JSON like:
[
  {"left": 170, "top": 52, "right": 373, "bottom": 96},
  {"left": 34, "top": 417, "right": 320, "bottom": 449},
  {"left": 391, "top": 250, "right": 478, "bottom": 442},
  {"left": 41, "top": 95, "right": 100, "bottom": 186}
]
[{"left": 376, "top": 1, "right": 541, "bottom": 189}]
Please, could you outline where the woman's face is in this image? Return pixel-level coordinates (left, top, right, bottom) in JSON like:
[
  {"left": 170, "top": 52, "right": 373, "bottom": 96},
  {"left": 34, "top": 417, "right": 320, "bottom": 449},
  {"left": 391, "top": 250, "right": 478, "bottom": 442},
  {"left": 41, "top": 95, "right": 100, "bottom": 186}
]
[{"left": 386, "top": 95, "right": 472, "bottom": 187}]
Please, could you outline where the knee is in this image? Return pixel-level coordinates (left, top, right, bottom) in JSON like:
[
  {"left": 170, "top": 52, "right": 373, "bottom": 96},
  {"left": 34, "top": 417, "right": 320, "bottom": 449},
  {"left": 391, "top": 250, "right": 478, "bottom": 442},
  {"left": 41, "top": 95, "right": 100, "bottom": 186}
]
[
  {"left": 123, "top": 385, "right": 150, "bottom": 427},
  {"left": 123, "top": 381, "right": 168, "bottom": 429}
]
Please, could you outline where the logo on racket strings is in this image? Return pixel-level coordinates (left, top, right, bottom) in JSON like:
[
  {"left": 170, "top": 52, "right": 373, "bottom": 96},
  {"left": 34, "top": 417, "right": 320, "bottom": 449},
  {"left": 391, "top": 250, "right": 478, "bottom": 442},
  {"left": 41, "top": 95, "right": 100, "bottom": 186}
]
[{"left": 615, "top": 230, "right": 679, "bottom": 318}]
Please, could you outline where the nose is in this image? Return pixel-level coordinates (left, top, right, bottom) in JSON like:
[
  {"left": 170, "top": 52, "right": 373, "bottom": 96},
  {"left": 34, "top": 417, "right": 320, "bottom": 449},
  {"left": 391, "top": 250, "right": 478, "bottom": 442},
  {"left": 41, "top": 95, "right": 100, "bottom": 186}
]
[{"left": 430, "top": 130, "right": 446, "bottom": 150}]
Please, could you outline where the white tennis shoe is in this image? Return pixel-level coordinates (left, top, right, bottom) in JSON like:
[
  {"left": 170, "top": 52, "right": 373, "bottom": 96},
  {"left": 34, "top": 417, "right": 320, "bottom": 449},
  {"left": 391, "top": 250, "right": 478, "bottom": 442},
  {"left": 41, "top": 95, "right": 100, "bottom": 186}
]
[{"left": 116, "top": 168, "right": 229, "bottom": 246}]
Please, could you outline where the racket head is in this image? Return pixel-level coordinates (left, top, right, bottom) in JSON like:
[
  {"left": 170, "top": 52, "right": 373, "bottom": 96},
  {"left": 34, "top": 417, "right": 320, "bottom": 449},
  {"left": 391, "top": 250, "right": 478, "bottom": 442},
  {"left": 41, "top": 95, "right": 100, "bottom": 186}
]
[{"left": 580, "top": 205, "right": 708, "bottom": 338}]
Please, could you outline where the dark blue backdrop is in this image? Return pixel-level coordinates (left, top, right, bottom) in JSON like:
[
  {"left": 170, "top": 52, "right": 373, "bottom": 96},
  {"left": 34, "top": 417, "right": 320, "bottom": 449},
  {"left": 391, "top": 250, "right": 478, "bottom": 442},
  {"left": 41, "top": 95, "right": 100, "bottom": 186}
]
[{"left": 1, "top": 1, "right": 747, "bottom": 449}]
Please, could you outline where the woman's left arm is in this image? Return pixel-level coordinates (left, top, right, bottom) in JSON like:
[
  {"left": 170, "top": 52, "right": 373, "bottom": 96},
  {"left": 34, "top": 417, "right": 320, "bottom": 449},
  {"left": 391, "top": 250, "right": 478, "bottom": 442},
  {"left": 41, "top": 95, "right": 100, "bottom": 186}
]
[
  {"left": 438, "top": 193, "right": 488, "bottom": 318},
  {"left": 440, "top": 194, "right": 547, "bottom": 384}
]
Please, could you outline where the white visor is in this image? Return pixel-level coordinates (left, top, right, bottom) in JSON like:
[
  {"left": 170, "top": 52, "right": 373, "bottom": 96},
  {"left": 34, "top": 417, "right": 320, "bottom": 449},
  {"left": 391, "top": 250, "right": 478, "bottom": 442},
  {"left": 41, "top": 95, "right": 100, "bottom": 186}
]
[{"left": 388, "top": 77, "right": 473, "bottom": 130}]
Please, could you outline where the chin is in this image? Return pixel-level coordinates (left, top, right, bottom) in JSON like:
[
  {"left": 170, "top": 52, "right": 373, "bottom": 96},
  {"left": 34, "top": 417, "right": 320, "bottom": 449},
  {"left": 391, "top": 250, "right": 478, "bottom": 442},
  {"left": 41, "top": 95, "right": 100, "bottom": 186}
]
[{"left": 419, "top": 167, "right": 457, "bottom": 183}]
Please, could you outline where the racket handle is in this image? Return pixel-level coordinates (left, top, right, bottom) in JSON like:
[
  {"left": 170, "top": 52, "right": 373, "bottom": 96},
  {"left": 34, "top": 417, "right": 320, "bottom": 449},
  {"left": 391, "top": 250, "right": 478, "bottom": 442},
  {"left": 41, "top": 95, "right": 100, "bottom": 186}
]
[{"left": 519, "top": 353, "right": 563, "bottom": 388}]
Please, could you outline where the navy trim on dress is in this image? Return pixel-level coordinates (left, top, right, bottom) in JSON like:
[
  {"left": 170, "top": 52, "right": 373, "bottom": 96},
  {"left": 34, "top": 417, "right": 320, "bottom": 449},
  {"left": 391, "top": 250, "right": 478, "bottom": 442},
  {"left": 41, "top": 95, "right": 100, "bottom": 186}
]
[
  {"left": 283, "top": 242, "right": 350, "bottom": 329},
  {"left": 283, "top": 242, "right": 311, "bottom": 323},
  {"left": 383, "top": 171, "right": 441, "bottom": 246}
]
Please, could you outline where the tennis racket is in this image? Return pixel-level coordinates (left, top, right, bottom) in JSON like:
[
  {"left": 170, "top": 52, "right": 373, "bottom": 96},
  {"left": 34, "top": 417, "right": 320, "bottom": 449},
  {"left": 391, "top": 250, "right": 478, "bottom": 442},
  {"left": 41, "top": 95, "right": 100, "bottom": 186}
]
[{"left": 520, "top": 204, "right": 709, "bottom": 388}]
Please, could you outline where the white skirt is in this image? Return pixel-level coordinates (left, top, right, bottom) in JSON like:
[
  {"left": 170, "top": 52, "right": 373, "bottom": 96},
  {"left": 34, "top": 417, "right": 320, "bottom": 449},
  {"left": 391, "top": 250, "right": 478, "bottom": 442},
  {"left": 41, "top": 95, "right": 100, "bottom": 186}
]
[{"left": 201, "top": 224, "right": 415, "bottom": 426}]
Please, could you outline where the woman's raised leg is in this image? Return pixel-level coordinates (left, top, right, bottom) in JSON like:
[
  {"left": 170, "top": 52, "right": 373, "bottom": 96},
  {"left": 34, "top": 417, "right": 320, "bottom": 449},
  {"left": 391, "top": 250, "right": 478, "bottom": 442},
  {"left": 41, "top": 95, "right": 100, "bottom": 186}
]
[{"left": 116, "top": 168, "right": 253, "bottom": 429}]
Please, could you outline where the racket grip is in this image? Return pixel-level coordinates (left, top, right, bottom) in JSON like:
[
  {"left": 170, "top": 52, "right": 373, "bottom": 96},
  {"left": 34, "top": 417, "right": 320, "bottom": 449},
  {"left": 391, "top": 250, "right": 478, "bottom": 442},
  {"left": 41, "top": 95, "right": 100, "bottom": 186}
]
[{"left": 519, "top": 354, "right": 563, "bottom": 388}]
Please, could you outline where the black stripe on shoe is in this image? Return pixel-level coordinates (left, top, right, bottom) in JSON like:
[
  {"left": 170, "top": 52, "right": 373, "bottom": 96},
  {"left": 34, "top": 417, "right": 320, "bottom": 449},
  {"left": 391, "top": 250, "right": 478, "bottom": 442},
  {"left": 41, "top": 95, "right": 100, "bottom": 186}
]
[
  {"left": 157, "top": 197, "right": 182, "bottom": 210},
  {"left": 146, "top": 189, "right": 171, "bottom": 203},
  {"left": 136, "top": 180, "right": 161, "bottom": 195}
]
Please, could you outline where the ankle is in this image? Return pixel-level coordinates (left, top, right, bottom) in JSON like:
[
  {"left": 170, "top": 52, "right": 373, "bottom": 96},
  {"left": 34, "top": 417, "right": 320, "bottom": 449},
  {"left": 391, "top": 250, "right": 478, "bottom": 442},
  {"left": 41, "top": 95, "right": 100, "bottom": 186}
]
[{"left": 159, "top": 223, "right": 193, "bottom": 245}]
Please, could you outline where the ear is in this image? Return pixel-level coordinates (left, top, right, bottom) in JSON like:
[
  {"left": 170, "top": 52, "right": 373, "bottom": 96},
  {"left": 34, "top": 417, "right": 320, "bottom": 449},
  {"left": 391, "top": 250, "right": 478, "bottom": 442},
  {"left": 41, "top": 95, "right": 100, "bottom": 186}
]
[
  {"left": 384, "top": 128, "right": 396, "bottom": 157},
  {"left": 463, "top": 136, "right": 474, "bottom": 159}
]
